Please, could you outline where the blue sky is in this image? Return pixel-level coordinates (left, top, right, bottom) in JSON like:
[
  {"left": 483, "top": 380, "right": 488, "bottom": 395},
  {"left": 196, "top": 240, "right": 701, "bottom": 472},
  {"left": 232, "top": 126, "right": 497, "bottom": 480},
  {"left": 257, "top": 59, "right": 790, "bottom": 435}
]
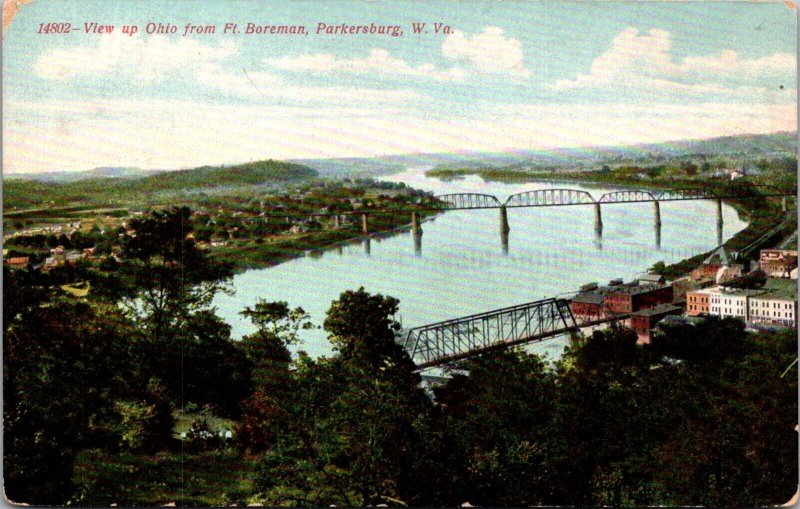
[{"left": 3, "top": 1, "right": 797, "bottom": 173}]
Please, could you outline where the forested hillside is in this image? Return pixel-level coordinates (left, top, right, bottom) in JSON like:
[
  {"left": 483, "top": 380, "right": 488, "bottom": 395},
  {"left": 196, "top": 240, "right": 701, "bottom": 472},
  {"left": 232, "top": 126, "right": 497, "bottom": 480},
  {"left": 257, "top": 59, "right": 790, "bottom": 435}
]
[{"left": 4, "top": 160, "right": 317, "bottom": 209}]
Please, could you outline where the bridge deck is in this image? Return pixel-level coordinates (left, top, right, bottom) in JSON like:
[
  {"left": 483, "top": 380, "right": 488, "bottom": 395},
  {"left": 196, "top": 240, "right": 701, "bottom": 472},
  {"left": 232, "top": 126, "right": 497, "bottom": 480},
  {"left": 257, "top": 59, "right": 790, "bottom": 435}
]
[{"left": 403, "top": 297, "right": 631, "bottom": 369}]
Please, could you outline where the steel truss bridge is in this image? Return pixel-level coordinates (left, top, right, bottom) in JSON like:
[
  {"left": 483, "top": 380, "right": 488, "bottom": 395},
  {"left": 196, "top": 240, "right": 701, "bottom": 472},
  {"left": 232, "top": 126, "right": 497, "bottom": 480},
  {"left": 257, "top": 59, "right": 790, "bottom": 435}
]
[
  {"left": 402, "top": 297, "right": 627, "bottom": 369},
  {"left": 260, "top": 185, "right": 795, "bottom": 218}
]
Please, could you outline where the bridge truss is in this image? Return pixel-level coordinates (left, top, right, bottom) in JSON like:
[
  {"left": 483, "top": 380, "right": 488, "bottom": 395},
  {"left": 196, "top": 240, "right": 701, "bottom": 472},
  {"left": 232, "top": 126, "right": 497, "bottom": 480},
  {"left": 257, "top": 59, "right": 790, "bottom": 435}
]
[
  {"left": 598, "top": 190, "right": 658, "bottom": 203},
  {"left": 403, "top": 298, "right": 578, "bottom": 369},
  {"left": 435, "top": 193, "right": 502, "bottom": 209},
  {"left": 505, "top": 189, "right": 596, "bottom": 207}
]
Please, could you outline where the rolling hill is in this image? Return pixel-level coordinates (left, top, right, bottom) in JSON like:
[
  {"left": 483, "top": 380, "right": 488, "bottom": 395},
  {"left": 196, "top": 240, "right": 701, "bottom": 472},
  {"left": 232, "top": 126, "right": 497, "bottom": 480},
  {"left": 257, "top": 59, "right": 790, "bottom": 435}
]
[{"left": 4, "top": 160, "right": 318, "bottom": 209}]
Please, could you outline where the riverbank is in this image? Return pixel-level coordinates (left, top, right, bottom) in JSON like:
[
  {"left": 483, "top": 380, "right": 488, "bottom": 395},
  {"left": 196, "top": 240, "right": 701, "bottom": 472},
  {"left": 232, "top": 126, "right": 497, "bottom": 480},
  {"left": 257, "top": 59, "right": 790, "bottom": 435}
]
[
  {"left": 213, "top": 210, "right": 439, "bottom": 273},
  {"left": 425, "top": 167, "right": 795, "bottom": 279}
]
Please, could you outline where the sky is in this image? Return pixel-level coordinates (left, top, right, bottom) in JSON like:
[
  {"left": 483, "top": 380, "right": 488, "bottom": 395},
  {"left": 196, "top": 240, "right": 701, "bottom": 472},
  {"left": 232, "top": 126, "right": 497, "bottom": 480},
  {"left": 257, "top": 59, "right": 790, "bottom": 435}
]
[{"left": 2, "top": 0, "right": 797, "bottom": 174}]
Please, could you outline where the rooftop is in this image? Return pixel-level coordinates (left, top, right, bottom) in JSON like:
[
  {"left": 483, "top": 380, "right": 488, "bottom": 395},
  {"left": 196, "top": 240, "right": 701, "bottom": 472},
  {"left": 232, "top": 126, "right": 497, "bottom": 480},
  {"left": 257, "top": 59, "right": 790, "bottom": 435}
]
[
  {"left": 757, "top": 277, "right": 798, "bottom": 300},
  {"left": 607, "top": 283, "right": 671, "bottom": 296},
  {"left": 713, "top": 286, "right": 768, "bottom": 297},
  {"left": 572, "top": 293, "right": 605, "bottom": 305},
  {"left": 631, "top": 304, "right": 683, "bottom": 317}
]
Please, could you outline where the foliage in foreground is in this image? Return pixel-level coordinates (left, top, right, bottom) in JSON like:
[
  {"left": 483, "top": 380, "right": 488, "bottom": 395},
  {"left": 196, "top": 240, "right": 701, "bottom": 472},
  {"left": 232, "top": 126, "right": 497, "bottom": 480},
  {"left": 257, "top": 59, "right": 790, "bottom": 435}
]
[{"left": 3, "top": 207, "right": 797, "bottom": 507}]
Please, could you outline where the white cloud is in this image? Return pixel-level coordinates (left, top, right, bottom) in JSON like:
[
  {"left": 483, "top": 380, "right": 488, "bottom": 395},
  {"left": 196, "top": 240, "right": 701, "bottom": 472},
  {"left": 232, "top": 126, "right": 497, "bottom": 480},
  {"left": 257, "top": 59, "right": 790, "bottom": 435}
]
[
  {"left": 264, "top": 49, "right": 466, "bottom": 82},
  {"left": 198, "top": 63, "right": 421, "bottom": 103},
  {"left": 442, "top": 27, "right": 530, "bottom": 78},
  {"left": 550, "top": 28, "right": 796, "bottom": 93},
  {"left": 33, "top": 36, "right": 420, "bottom": 105},
  {"left": 34, "top": 34, "right": 237, "bottom": 81},
  {"left": 682, "top": 50, "right": 796, "bottom": 78}
]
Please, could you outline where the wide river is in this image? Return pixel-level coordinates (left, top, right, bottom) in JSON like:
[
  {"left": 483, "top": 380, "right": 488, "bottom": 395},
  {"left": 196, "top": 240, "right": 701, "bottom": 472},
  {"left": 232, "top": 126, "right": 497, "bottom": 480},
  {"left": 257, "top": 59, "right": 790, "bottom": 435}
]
[{"left": 214, "top": 168, "right": 747, "bottom": 360}]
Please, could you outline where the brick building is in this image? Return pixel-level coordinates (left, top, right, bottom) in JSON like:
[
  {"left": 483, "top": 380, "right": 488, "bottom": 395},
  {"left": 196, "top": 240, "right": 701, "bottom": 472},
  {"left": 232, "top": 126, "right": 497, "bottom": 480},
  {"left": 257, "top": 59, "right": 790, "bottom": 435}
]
[
  {"left": 604, "top": 284, "right": 674, "bottom": 314},
  {"left": 686, "top": 289, "right": 712, "bottom": 316},
  {"left": 629, "top": 304, "right": 684, "bottom": 343},
  {"left": 569, "top": 293, "right": 605, "bottom": 320}
]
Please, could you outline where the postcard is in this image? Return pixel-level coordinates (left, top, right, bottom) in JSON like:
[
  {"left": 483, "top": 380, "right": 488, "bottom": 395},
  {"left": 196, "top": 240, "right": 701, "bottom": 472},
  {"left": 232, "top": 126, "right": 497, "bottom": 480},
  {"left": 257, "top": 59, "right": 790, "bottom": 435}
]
[{"left": 2, "top": 0, "right": 798, "bottom": 506}]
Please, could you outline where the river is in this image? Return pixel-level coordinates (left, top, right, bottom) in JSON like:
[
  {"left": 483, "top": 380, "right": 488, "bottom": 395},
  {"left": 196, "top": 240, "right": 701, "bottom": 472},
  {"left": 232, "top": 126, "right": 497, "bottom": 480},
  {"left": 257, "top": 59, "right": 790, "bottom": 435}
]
[{"left": 213, "top": 167, "right": 748, "bottom": 360}]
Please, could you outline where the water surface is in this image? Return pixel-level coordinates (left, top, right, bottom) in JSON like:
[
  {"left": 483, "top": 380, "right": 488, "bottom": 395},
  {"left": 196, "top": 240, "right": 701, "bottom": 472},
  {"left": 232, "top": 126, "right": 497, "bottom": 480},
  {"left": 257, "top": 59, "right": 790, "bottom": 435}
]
[{"left": 213, "top": 168, "right": 747, "bottom": 359}]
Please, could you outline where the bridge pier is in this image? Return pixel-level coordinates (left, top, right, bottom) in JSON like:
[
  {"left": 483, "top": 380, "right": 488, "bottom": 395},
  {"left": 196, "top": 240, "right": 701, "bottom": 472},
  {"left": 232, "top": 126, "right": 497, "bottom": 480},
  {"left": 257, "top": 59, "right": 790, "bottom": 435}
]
[
  {"left": 414, "top": 232, "right": 422, "bottom": 256},
  {"left": 333, "top": 214, "right": 341, "bottom": 229},
  {"left": 717, "top": 222, "right": 723, "bottom": 247},
  {"left": 363, "top": 238, "right": 371, "bottom": 255},
  {"left": 594, "top": 228, "right": 603, "bottom": 251},
  {"left": 594, "top": 203, "right": 603, "bottom": 232},
  {"left": 716, "top": 199, "right": 723, "bottom": 226},
  {"left": 653, "top": 200, "right": 661, "bottom": 227},
  {"left": 499, "top": 205, "right": 510, "bottom": 235},
  {"left": 501, "top": 227, "right": 509, "bottom": 255},
  {"left": 655, "top": 222, "right": 661, "bottom": 250},
  {"left": 361, "top": 213, "right": 369, "bottom": 235},
  {"left": 411, "top": 211, "right": 423, "bottom": 237}
]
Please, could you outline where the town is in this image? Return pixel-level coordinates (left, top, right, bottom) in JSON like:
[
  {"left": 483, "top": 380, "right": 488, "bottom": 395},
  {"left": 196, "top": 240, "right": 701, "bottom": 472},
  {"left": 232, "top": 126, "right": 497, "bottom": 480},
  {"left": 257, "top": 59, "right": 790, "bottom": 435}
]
[
  {"left": 570, "top": 247, "right": 798, "bottom": 343},
  {"left": 3, "top": 177, "right": 439, "bottom": 273}
]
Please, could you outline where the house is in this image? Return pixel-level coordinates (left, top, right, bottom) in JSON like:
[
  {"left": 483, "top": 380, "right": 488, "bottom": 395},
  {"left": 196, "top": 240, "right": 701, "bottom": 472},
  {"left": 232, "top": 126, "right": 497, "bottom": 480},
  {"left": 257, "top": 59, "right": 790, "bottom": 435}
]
[
  {"left": 690, "top": 246, "right": 731, "bottom": 281},
  {"left": 629, "top": 304, "right": 684, "bottom": 343},
  {"left": 65, "top": 253, "right": 84, "bottom": 264},
  {"left": 715, "top": 264, "right": 744, "bottom": 284},
  {"left": 759, "top": 249, "right": 798, "bottom": 279},
  {"left": 6, "top": 257, "right": 30, "bottom": 269}
]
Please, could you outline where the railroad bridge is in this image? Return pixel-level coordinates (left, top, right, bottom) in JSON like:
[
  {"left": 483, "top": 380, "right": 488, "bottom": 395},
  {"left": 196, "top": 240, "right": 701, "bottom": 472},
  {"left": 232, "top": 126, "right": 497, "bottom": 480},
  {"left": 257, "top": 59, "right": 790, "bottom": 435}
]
[{"left": 401, "top": 297, "right": 627, "bottom": 369}]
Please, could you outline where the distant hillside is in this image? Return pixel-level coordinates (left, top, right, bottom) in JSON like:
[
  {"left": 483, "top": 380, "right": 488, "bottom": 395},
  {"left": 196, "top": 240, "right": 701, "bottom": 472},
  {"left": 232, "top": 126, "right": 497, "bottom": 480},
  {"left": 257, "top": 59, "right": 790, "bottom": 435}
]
[
  {"left": 290, "top": 157, "right": 405, "bottom": 178},
  {"left": 5, "top": 167, "right": 164, "bottom": 182},
  {"left": 131, "top": 160, "right": 317, "bottom": 190},
  {"left": 4, "top": 160, "right": 318, "bottom": 209},
  {"left": 289, "top": 132, "right": 797, "bottom": 177},
  {"left": 429, "top": 132, "right": 798, "bottom": 171}
]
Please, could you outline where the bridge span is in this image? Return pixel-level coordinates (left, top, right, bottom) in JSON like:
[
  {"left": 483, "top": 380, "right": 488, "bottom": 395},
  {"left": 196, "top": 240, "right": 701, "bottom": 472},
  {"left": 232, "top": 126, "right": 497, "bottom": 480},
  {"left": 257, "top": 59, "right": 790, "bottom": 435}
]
[
  {"left": 402, "top": 297, "right": 628, "bottom": 369},
  {"left": 259, "top": 185, "right": 795, "bottom": 239}
]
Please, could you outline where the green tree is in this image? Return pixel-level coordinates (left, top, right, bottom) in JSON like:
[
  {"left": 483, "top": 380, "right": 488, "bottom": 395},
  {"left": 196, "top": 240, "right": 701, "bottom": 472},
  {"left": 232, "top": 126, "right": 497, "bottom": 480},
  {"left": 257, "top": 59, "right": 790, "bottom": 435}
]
[
  {"left": 254, "top": 289, "right": 433, "bottom": 506},
  {"left": 236, "top": 301, "right": 311, "bottom": 452},
  {"left": 434, "top": 351, "right": 565, "bottom": 506},
  {"left": 120, "top": 207, "right": 234, "bottom": 408},
  {"left": 3, "top": 299, "right": 142, "bottom": 504}
]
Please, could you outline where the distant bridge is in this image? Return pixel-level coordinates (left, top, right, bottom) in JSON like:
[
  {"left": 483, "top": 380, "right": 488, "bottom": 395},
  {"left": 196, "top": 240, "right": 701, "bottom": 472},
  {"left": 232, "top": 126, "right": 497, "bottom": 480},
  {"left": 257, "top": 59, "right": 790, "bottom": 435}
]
[
  {"left": 257, "top": 185, "right": 794, "bottom": 236},
  {"left": 402, "top": 297, "right": 627, "bottom": 369},
  {"left": 261, "top": 184, "right": 793, "bottom": 216}
]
